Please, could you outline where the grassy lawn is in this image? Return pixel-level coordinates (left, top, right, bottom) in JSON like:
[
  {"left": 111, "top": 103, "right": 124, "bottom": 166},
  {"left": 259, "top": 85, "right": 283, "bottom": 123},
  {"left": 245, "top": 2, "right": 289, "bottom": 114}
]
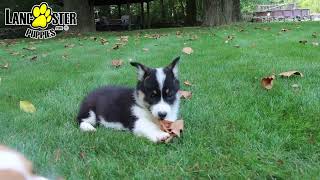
[{"left": 0, "top": 22, "right": 319, "bottom": 179}]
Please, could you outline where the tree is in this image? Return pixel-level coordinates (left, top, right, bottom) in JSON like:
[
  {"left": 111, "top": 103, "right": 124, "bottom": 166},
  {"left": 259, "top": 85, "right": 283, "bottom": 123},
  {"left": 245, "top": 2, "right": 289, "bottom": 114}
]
[
  {"left": 203, "top": 0, "right": 241, "bottom": 26},
  {"left": 64, "top": 0, "right": 95, "bottom": 32},
  {"left": 185, "top": 0, "right": 197, "bottom": 25}
]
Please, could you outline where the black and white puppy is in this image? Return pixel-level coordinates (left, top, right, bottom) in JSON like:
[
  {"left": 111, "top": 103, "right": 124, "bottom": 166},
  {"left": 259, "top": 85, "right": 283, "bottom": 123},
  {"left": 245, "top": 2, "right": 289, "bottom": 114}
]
[{"left": 77, "top": 57, "right": 180, "bottom": 142}]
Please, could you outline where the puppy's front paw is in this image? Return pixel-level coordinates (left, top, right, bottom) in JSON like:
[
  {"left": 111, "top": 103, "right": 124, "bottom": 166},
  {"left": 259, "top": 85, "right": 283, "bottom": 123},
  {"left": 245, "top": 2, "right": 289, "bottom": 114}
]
[
  {"left": 148, "top": 131, "right": 170, "bottom": 143},
  {"left": 80, "top": 122, "right": 96, "bottom": 132}
]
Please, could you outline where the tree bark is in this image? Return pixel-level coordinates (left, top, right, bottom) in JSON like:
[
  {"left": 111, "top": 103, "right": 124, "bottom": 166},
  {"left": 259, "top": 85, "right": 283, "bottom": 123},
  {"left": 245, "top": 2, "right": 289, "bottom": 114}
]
[
  {"left": 185, "top": 0, "right": 196, "bottom": 25},
  {"left": 160, "top": 0, "right": 165, "bottom": 22},
  {"left": 64, "top": 0, "right": 95, "bottom": 32},
  {"left": 202, "top": 0, "right": 240, "bottom": 26}
]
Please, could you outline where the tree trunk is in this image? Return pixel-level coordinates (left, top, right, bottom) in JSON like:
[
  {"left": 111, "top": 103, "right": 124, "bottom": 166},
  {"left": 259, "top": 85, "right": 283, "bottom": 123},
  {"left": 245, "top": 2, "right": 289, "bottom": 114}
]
[
  {"left": 202, "top": 0, "right": 240, "bottom": 26},
  {"left": 160, "top": 0, "right": 165, "bottom": 22},
  {"left": 64, "top": 0, "right": 95, "bottom": 32},
  {"left": 185, "top": 0, "right": 196, "bottom": 25}
]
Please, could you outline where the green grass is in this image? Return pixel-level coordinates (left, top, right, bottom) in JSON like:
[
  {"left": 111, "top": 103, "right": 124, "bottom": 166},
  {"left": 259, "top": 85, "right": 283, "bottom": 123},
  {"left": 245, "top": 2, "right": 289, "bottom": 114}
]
[{"left": 0, "top": 22, "right": 319, "bottom": 179}]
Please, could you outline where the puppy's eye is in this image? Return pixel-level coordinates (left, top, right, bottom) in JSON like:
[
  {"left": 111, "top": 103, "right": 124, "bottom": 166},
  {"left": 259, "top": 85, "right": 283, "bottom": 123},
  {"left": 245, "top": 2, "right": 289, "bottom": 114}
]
[
  {"left": 165, "top": 89, "right": 174, "bottom": 97},
  {"left": 151, "top": 90, "right": 158, "bottom": 97}
]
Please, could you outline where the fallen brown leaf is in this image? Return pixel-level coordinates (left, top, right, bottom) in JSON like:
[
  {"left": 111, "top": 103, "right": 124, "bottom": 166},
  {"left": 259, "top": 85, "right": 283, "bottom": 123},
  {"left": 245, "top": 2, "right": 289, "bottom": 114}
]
[
  {"left": 159, "top": 119, "right": 184, "bottom": 143},
  {"left": 10, "top": 52, "right": 20, "bottom": 56},
  {"left": 62, "top": 54, "right": 68, "bottom": 59},
  {"left": 189, "top": 35, "right": 198, "bottom": 41},
  {"left": 23, "top": 46, "right": 36, "bottom": 51},
  {"left": 64, "top": 44, "right": 75, "bottom": 48},
  {"left": 261, "top": 75, "right": 275, "bottom": 90},
  {"left": 179, "top": 90, "right": 192, "bottom": 99},
  {"left": 312, "top": 42, "right": 319, "bottom": 46},
  {"left": 54, "top": 149, "right": 61, "bottom": 162},
  {"left": 142, "top": 48, "right": 149, "bottom": 52},
  {"left": 299, "top": 40, "right": 307, "bottom": 45},
  {"left": 0, "top": 63, "right": 9, "bottom": 69},
  {"left": 79, "top": 151, "right": 85, "bottom": 159},
  {"left": 100, "top": 38, "right": 108, "bottom": 45},
  {"left": 279, "top": 71, "right": 303, "bottom": 78},
  {"left": 182, "top": 47, "right": 193, "bottom": 55},
  {"left": 112, "top": 44, "right": 120, "bottom": 50},
  {"left": 144, "top": 34, "right": 161, "bottom": 39},
  {"left": 89, "top": 36, "right": 97, "bottom": 41},
  {"left": 30, "top": 55, "right": 37, "bottom": 61},
  {"left": 312, "top": 32, "right": 317, "bottom": 38},
  {"left": 111, "top": 59, "right": 123, "bottom": 67},
  {"left": 184, "top": 80, "right": 192, "bottom": 86}
]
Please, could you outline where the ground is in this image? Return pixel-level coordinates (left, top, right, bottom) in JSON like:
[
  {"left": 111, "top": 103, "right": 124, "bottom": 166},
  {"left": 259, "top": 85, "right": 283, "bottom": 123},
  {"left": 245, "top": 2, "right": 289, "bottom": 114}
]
[{"left": 0, "top": 22, "right": 319, "bottom": 179}]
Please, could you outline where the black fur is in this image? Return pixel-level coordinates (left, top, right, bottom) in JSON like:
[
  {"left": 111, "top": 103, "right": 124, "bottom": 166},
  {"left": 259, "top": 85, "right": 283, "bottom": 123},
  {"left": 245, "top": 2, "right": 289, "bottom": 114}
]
[{"left": 77, "top": 86, "right": 137, "bottom": 130}]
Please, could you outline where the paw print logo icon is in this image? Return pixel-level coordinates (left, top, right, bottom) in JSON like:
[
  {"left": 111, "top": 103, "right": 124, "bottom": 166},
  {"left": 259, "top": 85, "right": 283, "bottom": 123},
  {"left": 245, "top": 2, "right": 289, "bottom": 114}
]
[{"left": 31, "top": 2, "right": 52, "bottom": 29}]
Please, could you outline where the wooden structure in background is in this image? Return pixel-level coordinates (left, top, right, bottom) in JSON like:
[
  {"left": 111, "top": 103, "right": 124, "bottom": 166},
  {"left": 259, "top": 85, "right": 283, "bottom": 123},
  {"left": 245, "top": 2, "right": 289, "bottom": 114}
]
[
  {"left": 253, "top": 3, "right": 310, "bottom": 22},
  {"left": 94, "top": 0, "right": 154, "bottom": 29}
]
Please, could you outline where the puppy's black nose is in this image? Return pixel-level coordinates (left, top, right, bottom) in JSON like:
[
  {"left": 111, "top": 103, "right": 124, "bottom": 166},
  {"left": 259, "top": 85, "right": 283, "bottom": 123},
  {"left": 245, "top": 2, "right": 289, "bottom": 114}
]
[{"left": 158, "top": 112, "right": 167, "bottom": 120}]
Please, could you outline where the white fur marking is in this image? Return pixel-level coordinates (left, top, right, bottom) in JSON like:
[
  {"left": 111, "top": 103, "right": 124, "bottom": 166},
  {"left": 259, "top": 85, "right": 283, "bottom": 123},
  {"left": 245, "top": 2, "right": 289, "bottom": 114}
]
[
  {"left": 80, "top": 122, "right": 96, "bottom": 132},
  {"left": 137, "top": 66, "right": 145, "bottom": 81},
  {"left": 99, "top": 116, "right": 127, "bottom": 130},
  {"left": 156, "top": 68, "right": 166, "bottom": 90},
  {"left": 172, "top": 64, "right": 178, "bottom": 78},
  {"left": 81, "top": 110, "right": 96, "bottom": 125},
  {"left": 151, "top": 99, "right": 171, "bottom": 119}
]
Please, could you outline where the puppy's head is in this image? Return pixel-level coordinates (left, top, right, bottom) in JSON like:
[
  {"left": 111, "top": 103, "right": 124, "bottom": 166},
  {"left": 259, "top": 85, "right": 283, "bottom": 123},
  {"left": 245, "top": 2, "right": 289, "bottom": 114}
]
[{"left": 131, "top": 57, "right": 180, "bottom": 121}]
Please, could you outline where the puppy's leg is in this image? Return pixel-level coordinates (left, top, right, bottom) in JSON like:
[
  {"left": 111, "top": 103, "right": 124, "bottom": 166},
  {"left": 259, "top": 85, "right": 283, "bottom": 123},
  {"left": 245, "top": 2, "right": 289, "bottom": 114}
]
[
  {"left": 133, "top": 119, "right": 170, "bottom": 143},
  {"left": 78, "top": 110, "right": 97, "bottom": 132}
]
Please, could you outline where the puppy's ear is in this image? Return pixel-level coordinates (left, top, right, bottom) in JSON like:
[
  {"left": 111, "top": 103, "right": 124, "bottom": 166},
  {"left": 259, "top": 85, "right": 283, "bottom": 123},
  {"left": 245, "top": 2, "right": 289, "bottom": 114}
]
[
  {"left": 130, "top": 62, "right": 150, "bottom": 81},
  {"left": 166, "top": 56, "right": 180, "bottom": 78}
]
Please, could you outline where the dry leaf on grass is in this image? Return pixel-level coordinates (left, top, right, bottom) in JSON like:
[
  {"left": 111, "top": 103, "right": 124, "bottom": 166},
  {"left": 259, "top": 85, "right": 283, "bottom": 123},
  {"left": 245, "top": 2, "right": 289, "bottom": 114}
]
[
  {"left": 279, "top": 71, "right": 303, "bottom": 78},
  {"left": 299, "top": 40, "right": 308, "bottom": 45},
  {"left": 54, "top": 149, "right": 61, "bottom": 162},
  {"left": 182, "top": 47, "right": 193, "bottom": 55},
  {"left": 120, "top": 36, "right": 129, "bottom": 42},
  {"left": 23, "top": 46, "right": 36, "bottom": 51},
  {"left": 112, "top": 44, "right": 120, "bottom": 50},
  {"left": 111, "top": 59, "right": 123, "bottom": 67},
  {"left": 79, "top": 151, "right": 85, "bottom": 159},
  {"left": 312, "top": 42, "right": 319, "bottom": 46},
  {"left": 0, "top": 63, "right": 9, "bottom": 69},
  {"left": 89, "top": 36, "right": 97, "bottom": 41},
  {"left": 184, "top": 80, "right": 192, "bottom": 86},
  {"left": 144, "top": 33, "right": 161, "bottom": 39},
  {"left": 30, "top": 56, "right": 37, "bottom": 61},
  {"left": 261, "top": 75, "right": 275, "bottom": 90},
  {"left": 179, "top": 90, "right": 192, "bottom": 99},
  {"left": 20, "top": 101, "right": 36, "bottom": 113},
  {"left": 100, "top": 38, "right": 108, "bottom": 45},
  {"left": 10, "top": 52, "right": 20, "bottom": 56},
  {"left": 189, "top": 35, "right": 198, "bottom": 41},
  {"left": 62, "top": 54, "right": 68, "bottom": 59},
  {"left": 312, "top": 32, "right": 317, "bottom": 38},
  {"left": 142, "top": 48, "right": 149, "bottom": 52},
  {"left": 64, "top": 44, "right": 75, "bottom": 48},
  {"left": 159, "top": 119, "right": 184, "bottom": 143}
]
